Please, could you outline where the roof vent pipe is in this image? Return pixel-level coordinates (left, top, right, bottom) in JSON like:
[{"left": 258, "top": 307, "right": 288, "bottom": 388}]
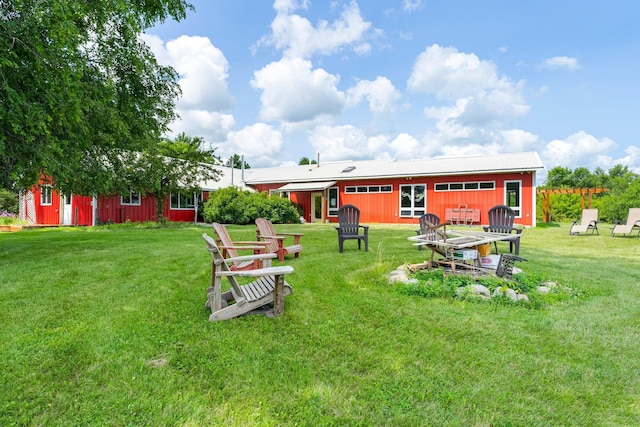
[
  {"left": 317, "top": 152, "right": 320, "bottom": 167},
  {"left": 241, "top": 155, "right": 245, "bottom": 183}
]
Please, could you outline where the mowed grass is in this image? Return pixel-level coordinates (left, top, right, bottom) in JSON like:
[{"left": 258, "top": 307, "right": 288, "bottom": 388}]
[{"left": 1, "top": 222, "right": 639, "bottom": 426}]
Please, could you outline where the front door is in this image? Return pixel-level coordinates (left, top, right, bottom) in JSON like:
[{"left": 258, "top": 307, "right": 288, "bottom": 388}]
[
  {"left": 62, "top": 194, "right": 73, "bottom": 225},
  {"left": 311, "top": 192, "right": 323, "bottom": 223}
]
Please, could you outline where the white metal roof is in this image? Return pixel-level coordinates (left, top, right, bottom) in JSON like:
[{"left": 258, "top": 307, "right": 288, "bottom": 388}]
[
  {"left": 277, "top": 181, "right": 337, "bottom": 191},
  {"left": 198, "top": 166, "right": 254, "bottom": 192},
  {"left": 241, "top": 152, "right": 544, "bottom": 185}
]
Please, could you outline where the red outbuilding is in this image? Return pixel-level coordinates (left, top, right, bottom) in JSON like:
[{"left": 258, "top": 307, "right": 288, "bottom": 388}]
[{"left": 21, "top": 152, "right": 543, "bottom": 227}]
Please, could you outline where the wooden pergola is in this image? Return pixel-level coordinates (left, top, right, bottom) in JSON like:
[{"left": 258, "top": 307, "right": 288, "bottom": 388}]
[{"left": 537, "top": 188, "right": 608, "bottom": 223}]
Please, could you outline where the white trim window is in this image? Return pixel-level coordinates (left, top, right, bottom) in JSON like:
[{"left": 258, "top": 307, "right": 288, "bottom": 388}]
[
  {"left": 41, "top": 185, "right": 52, "bottom": 206},
  {"left": 170, "top": 192, "right": 196, "bottom": 209},
  {"left": 344, "top": 185, "right": 392, "bottom": 194},
  {"left": 121, "top": 190, "right": 141, "bottom": 206},
  {"left": 434, "top": 181, "right": 495, "bottom": 191},
  {"left": 505, "top": 180, "right": 522, "bottom": 217},
  {"left": 328, "top": 187, "right": 339, "bottom": 216},
  {"left": 400, "top": 184, "right": 426, "bottom": 217}
]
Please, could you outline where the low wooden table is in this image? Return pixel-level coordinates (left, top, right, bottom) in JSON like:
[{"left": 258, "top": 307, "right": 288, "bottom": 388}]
[{"left": 408, "top": 228, "right": 520, "bottom": 273}]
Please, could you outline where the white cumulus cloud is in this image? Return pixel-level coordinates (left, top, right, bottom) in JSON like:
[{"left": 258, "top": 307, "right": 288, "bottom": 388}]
[
  {"left": 346, "top": 76, "right": 401, "bottom": 113},
  {"left": 142, "top": 34, "right": 235, "bottom": 145},
  {"left": 408, "top": 43, "right": 529, "bottom": 143},
  {"left": 226, "top": 123, "right": 286, "bottom": 167},
  {"left": 542, "top": 131, "right": 616, "bottom": 170},
  {"left": 257, "top": 0, "right": 374, "bottom": 58},
  {"left": 252, "top": 57, "right": 345, "bottom": 124}
]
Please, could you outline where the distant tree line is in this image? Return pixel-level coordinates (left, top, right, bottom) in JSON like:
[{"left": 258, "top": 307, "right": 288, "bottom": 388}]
[{"left": 538, "top": 165, "right": 640, "bottom": 223}]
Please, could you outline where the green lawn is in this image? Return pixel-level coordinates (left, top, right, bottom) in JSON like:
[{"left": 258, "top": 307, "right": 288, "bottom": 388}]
[{"left": 1, "top": 222, "right": 639, "bottom": 426}]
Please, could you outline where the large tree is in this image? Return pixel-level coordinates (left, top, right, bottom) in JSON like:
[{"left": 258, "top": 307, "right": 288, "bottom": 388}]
[
  {"left": 122, "top": 134, "right": 220, "bottom": 222},
  {"left": 0, "top": 0, "right": 192, "bottom": 193},
  {"left": 158, "top": 133, "right": 218, "bottom": 164}
]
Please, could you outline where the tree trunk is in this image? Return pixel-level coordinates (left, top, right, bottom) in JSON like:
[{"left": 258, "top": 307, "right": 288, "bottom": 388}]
[{"left": 155, "top": 194, "right": 167, "bottom": 222}]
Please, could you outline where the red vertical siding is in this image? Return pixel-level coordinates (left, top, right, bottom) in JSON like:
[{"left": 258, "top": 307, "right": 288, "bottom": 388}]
[
  {"left": 167, "top": 207, "right": 197, "bottom": 222},
  {"left": 97, "top": 195, "right": 198, "bottom": 223},
  {"left": 72, "top": 195, "right": 94, "bottom": 226},
  {"left": 289, "top": 192, "right": 311, "bottom": 222},
  {"left": 97, "top": 195, "right": 158, "bottom": 223},
  {"left": 33, "top": 186, "right": 61, "bottom": 225},
  {"left": 249, "top": 171, "right": 535, "bottom": 227}
]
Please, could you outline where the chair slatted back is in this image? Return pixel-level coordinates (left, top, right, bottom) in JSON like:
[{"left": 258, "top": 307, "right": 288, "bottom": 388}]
[
  {"left": 255, "top": 218, "right": 280, "bottom": 253},
  {"left": 486, "top": 205, "right": 516, "bottom": 233},
  {"left": 419, "top": 213, "right": 441, "bottom": 234},
  {"left": 212, "top": 222, "right": 239, "bottom": 258},
  {"left": 337, "top": 204, "right": 361, "bottom": 235}
]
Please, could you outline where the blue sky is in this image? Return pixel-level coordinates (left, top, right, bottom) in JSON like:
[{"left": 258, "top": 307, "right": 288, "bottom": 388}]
[{"left": 148, "top": 0, "right": 640, "bottom": 182}]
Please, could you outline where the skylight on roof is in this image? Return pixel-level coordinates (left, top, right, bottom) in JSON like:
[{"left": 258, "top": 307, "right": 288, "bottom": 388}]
[{"left": 341, "top": 166, "right": 356, "bottom": 173}]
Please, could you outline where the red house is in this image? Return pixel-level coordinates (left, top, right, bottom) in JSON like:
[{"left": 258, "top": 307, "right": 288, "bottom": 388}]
[
  {"left": 243, "top": 152, "right": 543, "bottom": 227},
  {"left": 20, "top": 166, "right": 250, "bottom": 226},
  {"left": 21, "top": 152, "right": 543, "bottom": 227}
]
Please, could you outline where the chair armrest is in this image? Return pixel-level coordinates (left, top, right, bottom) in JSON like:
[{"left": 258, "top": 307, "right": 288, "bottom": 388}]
[
  {"left": 219, "top": 245, "right": 266, "bottom": 252},
  {"left": 217, "top": 265, "right": 294, "bottom": 277},
  {"left": 224, "top": 253, "right": 277, "bottom": 264},
  {"left": 276, "top": 232, "right": 304, "bottom": 237},
  {"left": 260, "top": 234, "right": 286, "bottom": 241},
  {"left": 233, "top": 241, "right": 269, "bottom": 245}
]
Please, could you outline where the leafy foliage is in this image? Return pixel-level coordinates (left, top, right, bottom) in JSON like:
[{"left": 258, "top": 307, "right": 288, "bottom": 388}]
[
  {"left": 400, "top": 268, "right": 575, "bottom": 309},
  {"left": 0, "top": 189, "right": 18, "bottom": 213},
  {"left": 0, "top": 0, "right": 193, "bottom": 192},
  {"left": 120, "top": 134, "right": 220, "bottom": 222},
  {"left": 539, "top": 165, "right": 640, "bottom": 222},
  {"left": 225, "top": 154, "right": 250, "bottom": 169},
  {"left": 203, "top": 187, "right": 299, "bottom": 224},
  {"left": 157, "top": 133, "right": 219, "bottom": 164},
  {"left": 298, "top": 157, "right": 318, "bottom": 165}
]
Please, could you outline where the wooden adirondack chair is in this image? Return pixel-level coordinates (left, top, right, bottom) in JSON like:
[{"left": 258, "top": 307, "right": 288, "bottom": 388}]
[
  {"left": 483, "top": 205, "right": 522, "bottom": 255},
  {"left": 611, "top": 208, "right": 640, "bottom": 237},
  {"left": 569, "top": 208, "right": 599, "bottom": 235},
  {"left": 212, "top": 222, "right": 269, "bottom": 270},
  {"left": 255, "top": 218, "right": 304, "bottom": 262},
  {"left": 202, "top": 233, "right": 293, "bottom": 321},
  {"left": 415, "top": 213, "right": 441, "bottom": 251},
  {"left": 335, "top": 204, "right": 369, "bottom": 253}
]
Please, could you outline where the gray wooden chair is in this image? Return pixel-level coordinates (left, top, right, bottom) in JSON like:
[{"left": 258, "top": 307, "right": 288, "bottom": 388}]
[
  {"left": 415, "top": 213, "right": 441, "bottom": 251},
  {"left": 335, "top": 204, "right": 369, "bottom": 253},
  {"left": 483, "top": 205, "right": 522, "bottom": 255},
  {"left": 202, "top": 233, "right": 293, "bottom": 321}
]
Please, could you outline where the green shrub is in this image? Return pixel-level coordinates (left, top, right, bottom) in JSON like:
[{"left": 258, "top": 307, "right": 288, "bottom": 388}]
[
  {"left": 266, "top": 194, "right": 300, "bottom": 224},
  {"left": 203, "top": 187, "right": 252, "bottom": 224},
  {"left": 0, "top": 189, "right": 18, "bottom": 214},
  {"left": 203, "top": 187, "right": 300, "bottom": 224}
]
